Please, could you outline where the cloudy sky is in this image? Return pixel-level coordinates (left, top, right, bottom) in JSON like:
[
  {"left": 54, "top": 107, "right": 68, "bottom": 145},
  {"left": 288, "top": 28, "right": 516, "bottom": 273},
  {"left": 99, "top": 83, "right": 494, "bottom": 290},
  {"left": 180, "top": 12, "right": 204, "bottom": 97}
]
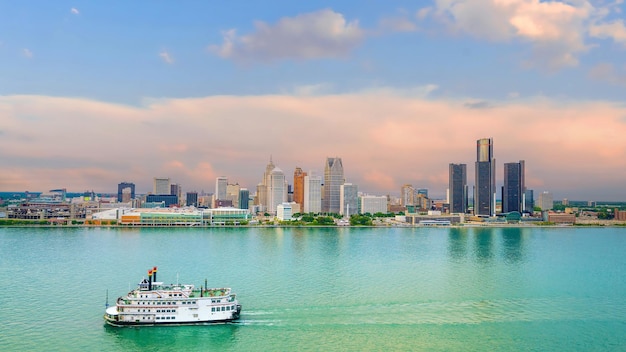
[{"left": 1, "top": 0, "right": 626, "bottom": 201}]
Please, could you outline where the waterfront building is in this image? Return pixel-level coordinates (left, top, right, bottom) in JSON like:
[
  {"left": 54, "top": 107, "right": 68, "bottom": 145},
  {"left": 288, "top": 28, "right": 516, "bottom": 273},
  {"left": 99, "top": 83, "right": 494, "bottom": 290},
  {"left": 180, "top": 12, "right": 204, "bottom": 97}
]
[
  {"left": 537, "top": 191, "right": 554, "bottom": 210},
  {"left": 239, "top": 188, "right": 250, "bottom": 210},
  {"left": 153, "top": 177, "right": 170, "bottom": 195},
  {"left": 448, "top": 164, "right": 467, "bottom": 214},
  {"left": 303, "top": 173, "right": 322, "bottom": 213},
  {"left": 340, "top": 183, "right": 359, "bottom": 216},
  {"left": 503, "top": 161, "right": 525, "bottom": 213},
  {"left": 186, "top": 192, "right": 198, "bottom": 207},
  {"left": 323, "top": 157, "right": 344, "bottom": 214},
  {"left": 117, "top": 182, "right": 135, "bottom": 203},
  {"left": 474, "top": 138, "right": 496, "bottom": 216},
  {"left": 360, "top": 195, "right": 387, "bottom": 214},
  {"left": 293, "top": 167, "right": 306, "bottom": 213},
  {"left": 267, "top": 167, "right": 287, "bottom": 215},
  {"left": 277, "top": 202, "right": 293, "bottom": 221},
  {"left": 614, "top": 208, "right": 626, "bottom": 221}
]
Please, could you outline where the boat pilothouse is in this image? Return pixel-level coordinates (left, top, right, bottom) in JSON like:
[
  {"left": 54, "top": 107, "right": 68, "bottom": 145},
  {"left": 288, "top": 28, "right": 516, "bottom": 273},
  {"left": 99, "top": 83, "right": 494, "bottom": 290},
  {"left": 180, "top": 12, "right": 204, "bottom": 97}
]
[{"left": 104, "top": 266, "right": 241, "bottom": 326}]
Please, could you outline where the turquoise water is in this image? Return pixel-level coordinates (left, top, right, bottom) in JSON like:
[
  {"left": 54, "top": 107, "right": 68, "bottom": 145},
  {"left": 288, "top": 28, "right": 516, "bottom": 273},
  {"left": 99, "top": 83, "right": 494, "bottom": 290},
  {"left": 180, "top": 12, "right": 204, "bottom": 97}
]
[{"left": 0, "top": 227, "right": 625, "bottom": 351}]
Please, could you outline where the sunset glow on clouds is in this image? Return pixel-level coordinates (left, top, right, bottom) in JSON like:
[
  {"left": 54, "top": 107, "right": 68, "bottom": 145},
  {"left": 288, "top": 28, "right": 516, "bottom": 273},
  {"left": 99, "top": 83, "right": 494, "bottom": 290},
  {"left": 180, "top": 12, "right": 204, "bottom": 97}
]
[{"left": 0, "top": 1, "right": 625, "bottom": 200}]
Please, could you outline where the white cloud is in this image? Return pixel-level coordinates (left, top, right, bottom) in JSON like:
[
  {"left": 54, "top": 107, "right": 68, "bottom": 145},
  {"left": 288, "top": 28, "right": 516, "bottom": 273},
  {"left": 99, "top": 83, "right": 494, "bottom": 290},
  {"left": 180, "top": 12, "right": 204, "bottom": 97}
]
[
  {"left": 22, "top": 48, "right": 33, "bottom": 58},
  {"left": 70, "top": 8, "right": 79, "bottom": 15},
  {"left": 159, "top": 50, "right": 174, "bottom": 64},
  {"left": 210, "top": 9, "right": 364, "bottom": 62},
  {"left": 589, "top": 20, "right": 626, "bottom": 43},
  {"left": 425, "top": 0, "right": 626, "bottom": 70}
]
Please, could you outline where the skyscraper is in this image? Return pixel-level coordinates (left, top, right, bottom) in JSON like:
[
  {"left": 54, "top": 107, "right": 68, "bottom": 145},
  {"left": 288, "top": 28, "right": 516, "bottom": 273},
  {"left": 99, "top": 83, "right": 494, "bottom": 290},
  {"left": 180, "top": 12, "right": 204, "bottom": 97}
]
[
  {"left": 323, "top": 157, "right": 344, "bottom": 214},
  {"left": 153, "top": 177, "right": 170, "bottom": 195},
  {"left": 186, "top": 191, "right": 198, "bottom": 207},
  {"left": 267, "top": 167, "right": 286, "bottom": 214},
  {"left": 215, "top": 176, "right": 228, "bottom": 201},
  {"left": 238, "top": 188, "right": 250, "bottom": 210},
  {"left": 255, "top": 157, "right": 276, "bottom": 212},
  {"left": 474, "top": 138, "right": 496, "bottom": 216},
  {"left": 293, "top": 167, "right": 306, "bottom": 212},
  {"left": 340, "top": 183, "right": 359, "bottom": 216},
  {"left": 117, "top": 182, "right": 135, "bottom": 202},
  {"left": 304, "top": 172, "right": 322, "bottom": 213},
  {"left": 503, "top": 161, "right": 525, "bottom": 213},
  {"left": 449, "top": 163, "right": 467, "bottom": 214}
]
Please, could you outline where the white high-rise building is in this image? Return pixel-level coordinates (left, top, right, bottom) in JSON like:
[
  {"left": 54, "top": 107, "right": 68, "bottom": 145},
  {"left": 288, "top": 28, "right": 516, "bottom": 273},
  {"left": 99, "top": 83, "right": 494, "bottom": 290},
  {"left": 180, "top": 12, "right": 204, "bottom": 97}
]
[
  {"left": 360, "top": 195, "right": 388, "bottom": 214},
  {"left": 323, "top": 157, "right": 344, "bottom": 213},
  {"left": 267, "top": 167, "right": 286, "bottom": 214},
  {"left": 215, "top": 176, "right": 228, "bottom": 201},
  {"left": 340, "top": 183, "right": 359, "bottom": 216},
  {"left": 153, "top": 177, "right": 170, "bottom": 195},
  {"left": 304, "top": 173, "right": 322, "bottom": 214},
  {"left": 537, "top": 191, "right": 553, "bottom": 211}
]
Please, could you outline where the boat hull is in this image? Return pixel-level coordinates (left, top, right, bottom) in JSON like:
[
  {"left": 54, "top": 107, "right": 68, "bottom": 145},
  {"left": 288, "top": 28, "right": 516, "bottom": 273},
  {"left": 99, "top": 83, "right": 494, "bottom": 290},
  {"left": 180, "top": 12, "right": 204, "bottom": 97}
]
[{"left": 104, "top": 304, "right": 242, "bottom": 327}]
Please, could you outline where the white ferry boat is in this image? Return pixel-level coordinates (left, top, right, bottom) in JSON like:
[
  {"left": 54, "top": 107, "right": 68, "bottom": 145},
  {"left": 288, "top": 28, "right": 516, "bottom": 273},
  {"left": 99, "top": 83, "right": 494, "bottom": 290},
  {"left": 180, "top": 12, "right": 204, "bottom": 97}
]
[{"left": 104, "top": 267, "right": 241, "bottom": 326}]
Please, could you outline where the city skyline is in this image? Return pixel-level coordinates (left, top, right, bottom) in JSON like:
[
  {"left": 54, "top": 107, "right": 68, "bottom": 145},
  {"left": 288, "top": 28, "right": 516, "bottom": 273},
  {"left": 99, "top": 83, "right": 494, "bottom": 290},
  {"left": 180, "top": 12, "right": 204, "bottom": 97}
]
[{"left": 2, "top": 1, "right": 626, "bottom": 201}]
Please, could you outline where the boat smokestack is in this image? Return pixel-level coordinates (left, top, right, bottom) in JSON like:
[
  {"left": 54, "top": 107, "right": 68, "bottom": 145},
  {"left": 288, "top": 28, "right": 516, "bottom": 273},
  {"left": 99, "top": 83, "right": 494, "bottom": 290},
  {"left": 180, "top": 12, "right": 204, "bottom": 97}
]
[
  {"left": 153, "top": 266, "right": 157, "bottom": 282},
  {"left": 148, "top": 269, "right": 153, "bottom": 291}
]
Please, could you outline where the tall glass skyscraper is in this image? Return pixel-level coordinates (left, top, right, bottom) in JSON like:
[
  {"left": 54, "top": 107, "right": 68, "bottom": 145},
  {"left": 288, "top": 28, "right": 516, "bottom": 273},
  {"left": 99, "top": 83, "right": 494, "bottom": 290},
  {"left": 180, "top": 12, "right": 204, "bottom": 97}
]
[
  {"left": 322, "top": 157, "right": 344, "bottom": 214},
  {"left": 448, "top": 163, "right": 467, "bottom": 214},
  {"left": 503, "top": 161, "right": 525, "bottom": 213},
  {"left": 474, "top": 138, "right": 495, "bottom": 216}
]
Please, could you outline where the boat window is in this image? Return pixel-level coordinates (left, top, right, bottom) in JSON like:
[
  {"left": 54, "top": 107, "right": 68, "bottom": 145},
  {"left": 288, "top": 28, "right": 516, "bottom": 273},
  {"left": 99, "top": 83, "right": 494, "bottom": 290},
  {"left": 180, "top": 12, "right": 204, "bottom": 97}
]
[{"left": 211, "top": 307, "right": 215, "bottom": 312}]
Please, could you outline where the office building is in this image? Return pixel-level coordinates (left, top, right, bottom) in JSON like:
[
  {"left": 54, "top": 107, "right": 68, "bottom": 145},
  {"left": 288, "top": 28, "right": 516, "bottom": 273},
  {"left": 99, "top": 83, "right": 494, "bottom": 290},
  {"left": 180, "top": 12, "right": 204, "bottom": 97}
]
[
  {"left": 267, "top": 167, "right": 287, "bottom": 214},
  {"left": 503, "top": 161, "right": 525, "bottom": 213},
  {"left": 239, "top": 188, "right": 250, "bottom": 210},
  {"left": 293, "top": 167, "right": 306, "bottom": 212},
  {"left": 474, "top": 138, "right": 496, "bottom": 216},
  {"left": 448, "top": 164, "right": 467, "bottom": 213},
  {"left": 215, "top": 176, "right": 228, "bottom": 201},
  {"left": 153, "top": 177, "right": 171, "bottom": 195},
  {"left": 186, "top": 192, "right": 198, "bottom": 207},
  {"left": 360, "top": 195, "right": 388, "bottom": 214},
  {"left": 323, "top": 157, "right": 344, "bottom": 213},
  {"left": 537, "top": 191, "right": 553, "bottom": 210},
  {"left": 304, "top": 173, "right": 322, "bottom": 213},
  {"left": 524, "top": 189, "right": 534, "bottom": 212},
  {"left": 117, "top": 182, "right": 135, "bottom": 202},
  {"left": 226, "top": 183, "right": 240, "bottom": 208},
  {"left": 340, "top": 183, "right": 359, "bottom": 216}
]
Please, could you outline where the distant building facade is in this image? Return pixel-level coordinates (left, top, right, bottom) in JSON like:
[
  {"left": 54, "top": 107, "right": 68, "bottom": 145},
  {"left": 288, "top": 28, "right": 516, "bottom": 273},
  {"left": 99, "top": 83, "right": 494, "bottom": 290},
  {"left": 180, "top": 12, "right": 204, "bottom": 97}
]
[
  {"left": 293, "top": 167, "right": 306, "bottom": 213},
  {"left": 239, "top": 188, "right": 250, "bottom": 210},
  {"left": 537, "top": 191, "right": 554, "bottom": 210},
  {"left": 153, "top": 177, "right": 170, "bottom": 195},
  {"left": 340, "top": 183, "right": 359, "bottom": 216},
  {"left": 186, "top": 192, "right": 198, "bottom": 207},
  {"left": 117, "top": 182, "right": 135, "bottom": 203},
  {"left": 475, "top": 138, "right": 496, "bottom": 216},
  {"left": 323, "top": 157, "right": 344, "bottom": 214},
  {"left": 360, "top": 195, "right": 387, "bottom": 214},
  {"left": 448, "top": 163, "right": 467, "bottom": 214},
  {"left": 503, "top": 161, "right": 525, "bottom": 213},
  {"left": 303, "top": 173, "right": 322, "bottom": 213}
]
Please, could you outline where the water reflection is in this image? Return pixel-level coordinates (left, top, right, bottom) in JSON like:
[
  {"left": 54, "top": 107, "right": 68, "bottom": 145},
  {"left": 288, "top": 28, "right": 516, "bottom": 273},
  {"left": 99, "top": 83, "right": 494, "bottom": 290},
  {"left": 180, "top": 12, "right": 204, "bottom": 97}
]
[
  {"left": 473, "top": 228, "right": 494, "bottom": 262},
  {"left": 448, "top": 228, "right": 468, "bottom": 261},
  {"left": 104, "top": 323, "right": 240, "bottom": 350},
  {"left": 501, "top": 228, "right": 526, "bottom": 264}
]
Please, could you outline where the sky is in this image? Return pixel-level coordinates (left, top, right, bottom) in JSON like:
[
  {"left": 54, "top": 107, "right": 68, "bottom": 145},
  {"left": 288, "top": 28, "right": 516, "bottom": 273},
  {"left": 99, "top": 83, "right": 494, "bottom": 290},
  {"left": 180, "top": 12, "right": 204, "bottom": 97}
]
[{"left": 1, "top": 0, "right": 626, "bottom": 201}]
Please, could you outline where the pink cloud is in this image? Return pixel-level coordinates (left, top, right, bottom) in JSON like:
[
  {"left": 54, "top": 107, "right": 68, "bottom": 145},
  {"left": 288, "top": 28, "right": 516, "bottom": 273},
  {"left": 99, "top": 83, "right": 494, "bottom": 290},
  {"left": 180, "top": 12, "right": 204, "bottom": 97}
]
[{"left": 1, "top": 92, "right": 625, "bottom": 200}]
